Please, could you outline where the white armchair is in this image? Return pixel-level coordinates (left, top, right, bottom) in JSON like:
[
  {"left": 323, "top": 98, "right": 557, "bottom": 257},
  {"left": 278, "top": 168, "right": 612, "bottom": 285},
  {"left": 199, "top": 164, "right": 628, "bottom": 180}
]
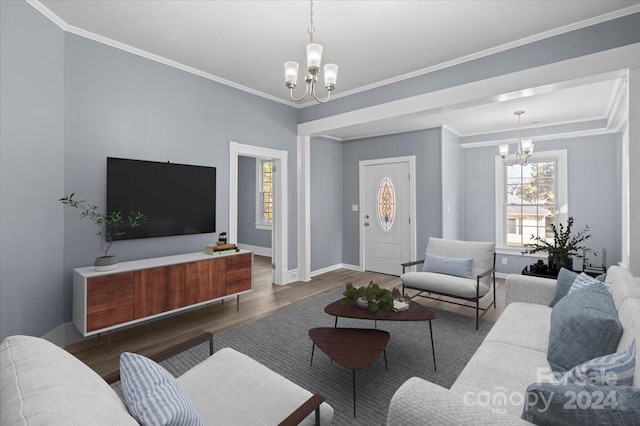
[{"left": 400, "top": 237, "right": 496, "bottom": 329}]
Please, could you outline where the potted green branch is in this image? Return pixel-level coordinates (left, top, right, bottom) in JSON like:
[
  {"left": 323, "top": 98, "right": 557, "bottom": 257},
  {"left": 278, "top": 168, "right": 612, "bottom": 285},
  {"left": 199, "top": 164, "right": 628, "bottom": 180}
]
[
  {"left": 60, "top": 193, "right": 145, "bottom": 271},
  {"left": 522, "top": 216, "right": 593, "bottom": 271},
  {"left": 342, "top": 281, "right": 394, "bottom": 312}
]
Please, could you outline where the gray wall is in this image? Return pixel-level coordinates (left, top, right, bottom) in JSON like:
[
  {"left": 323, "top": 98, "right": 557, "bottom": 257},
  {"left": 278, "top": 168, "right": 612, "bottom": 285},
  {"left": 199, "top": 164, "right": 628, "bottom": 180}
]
[
  {"left": 463, "top": 134, "right": 622, "bottom": 275},
  {"left": 237, "top": 155, "right": 271, "bottom": 249},
  {"left": 310, "top": 137, "right": 343, "bottom": 272},
  {"left": 342, "top": 129, "right": 443, "bottom": 266},
  {"left": 441, "top": 128, "right": 464, "bottom": 240},
  {"left": 62, "top": 34, "right": 298, "bottom": 322},
  {"left": 0, "top": 1, "right": 65, "bottom": 340}
]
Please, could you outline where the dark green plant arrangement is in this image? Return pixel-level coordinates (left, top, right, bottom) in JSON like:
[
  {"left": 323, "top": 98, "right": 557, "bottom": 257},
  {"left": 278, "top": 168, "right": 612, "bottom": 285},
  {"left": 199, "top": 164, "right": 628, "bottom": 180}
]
[
  {"left": 342, "top": 281, "right": 394, "bottom": 312},
  {"left": 521, "top": 216, "right": 593, "bottom": 270},
  {"left": 60, "top": 193, "right": 146, "bottom": 257}
]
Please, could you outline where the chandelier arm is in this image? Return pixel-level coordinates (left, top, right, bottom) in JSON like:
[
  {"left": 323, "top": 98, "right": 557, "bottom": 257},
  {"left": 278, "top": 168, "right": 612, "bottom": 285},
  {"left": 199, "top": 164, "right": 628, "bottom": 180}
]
[
  {"left": 288, "top": 83, "right": 311, "bottom": 102},
  {"left": 310, "top": 82, "right": 331, "bottom": 103}
]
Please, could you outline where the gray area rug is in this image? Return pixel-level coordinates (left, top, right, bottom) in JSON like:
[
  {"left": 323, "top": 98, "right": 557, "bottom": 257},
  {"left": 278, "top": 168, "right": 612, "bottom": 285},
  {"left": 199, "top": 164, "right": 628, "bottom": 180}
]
[{"left": 112, "top": 289, "right": 493, "bottom": 425}]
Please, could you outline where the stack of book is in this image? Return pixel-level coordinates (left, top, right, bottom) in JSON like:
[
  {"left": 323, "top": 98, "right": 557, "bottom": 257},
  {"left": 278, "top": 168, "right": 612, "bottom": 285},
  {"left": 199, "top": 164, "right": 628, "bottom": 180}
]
[{"left": 204, "top": 243, "right": 239, "bottom": 255}]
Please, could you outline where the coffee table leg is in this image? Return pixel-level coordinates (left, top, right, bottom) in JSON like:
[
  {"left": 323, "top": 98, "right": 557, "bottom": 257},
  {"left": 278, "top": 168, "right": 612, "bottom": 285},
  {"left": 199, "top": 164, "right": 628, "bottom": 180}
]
[
  {"left": 352, "top": 369, "right": 356, "bottom": 417},
  {"left": 383, "top": 349, "right": 388, "bottom": 370},
  {"left": 429, "top": 320, "right": 436, "bottom": 371},
  {"left": 310, "top": 343, "right": 315, "bottom": 367},
  {"left": 334, "top": 317, "right": 338, "bottom": 328}
]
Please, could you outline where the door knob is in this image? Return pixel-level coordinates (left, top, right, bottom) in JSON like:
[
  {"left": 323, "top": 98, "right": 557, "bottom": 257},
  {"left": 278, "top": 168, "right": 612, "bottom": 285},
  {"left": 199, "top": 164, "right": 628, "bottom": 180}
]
[{"left": 364, "top": 222, "right": 370, "bottom": 226}]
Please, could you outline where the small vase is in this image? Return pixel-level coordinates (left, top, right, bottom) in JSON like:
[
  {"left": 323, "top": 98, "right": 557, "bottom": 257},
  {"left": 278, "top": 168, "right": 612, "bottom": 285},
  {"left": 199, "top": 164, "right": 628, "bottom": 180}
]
[{"left": 94, "top": 255, "right": 118, "bottom": 272}]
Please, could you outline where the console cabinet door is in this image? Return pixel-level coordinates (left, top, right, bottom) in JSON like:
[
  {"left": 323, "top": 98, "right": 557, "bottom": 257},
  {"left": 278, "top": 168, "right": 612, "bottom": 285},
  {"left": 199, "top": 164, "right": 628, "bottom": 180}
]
[
  {"left": 87, "top": 272, "right": 134, "bottom": 332},
  {"left": 134, "top": 265, "right": 186, "bottom": 318},
  {"left": 185, "top": 258, "right": 225, "bottom": 304},
  {"left": 226, "top": 253, "right": 252, "bottom": 294}
]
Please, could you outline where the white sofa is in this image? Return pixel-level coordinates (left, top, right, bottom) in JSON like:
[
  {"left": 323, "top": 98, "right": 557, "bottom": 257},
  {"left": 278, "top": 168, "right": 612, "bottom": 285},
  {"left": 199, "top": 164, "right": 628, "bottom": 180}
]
[
  {"left": 387, "top": 265, "right": 640, "bottom": 425},
  {"left": 0, "top": 335, "right": 333, "bottom": 425}
]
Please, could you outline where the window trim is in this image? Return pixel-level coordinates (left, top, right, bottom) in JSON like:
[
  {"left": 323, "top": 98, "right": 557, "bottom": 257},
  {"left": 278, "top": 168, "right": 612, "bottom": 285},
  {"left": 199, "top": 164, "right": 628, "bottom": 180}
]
[
  {"left": 255, "top": 159, "right": 273, "bottom": 230},
  {"left": 494, "top": 149, "right": 568, "bottom": 250}
]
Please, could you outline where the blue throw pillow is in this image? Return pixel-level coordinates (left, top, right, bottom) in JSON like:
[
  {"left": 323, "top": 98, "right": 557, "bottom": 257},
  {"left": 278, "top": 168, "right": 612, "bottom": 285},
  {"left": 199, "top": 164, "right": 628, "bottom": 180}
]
[
  {"left": 422, "top": 253, "right": 473, "bottom": 278},
  {"left": 549, "top": 267, "right": 579, "bottom": 307},
  {"left": 569, "top": 272, "right": 610, "bottom": 294},
  {"left": 120, "top": 352, "right": 204, "bottom": 426},
  {"left": 561, "top": 339, "right": 636, "bottom": 387},
  {"left": 521, "top": 383, "right": 640, "bottom": 424},
  {"left": 547, "top": 282, "right": 623, "bottom": 373}
]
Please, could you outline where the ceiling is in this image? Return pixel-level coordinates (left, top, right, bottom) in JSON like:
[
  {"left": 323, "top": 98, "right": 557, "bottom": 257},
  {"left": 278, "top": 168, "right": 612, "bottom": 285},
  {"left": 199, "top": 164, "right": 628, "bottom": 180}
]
[{"left": 36, "top": 0, "right": 640, "bottom": 140}]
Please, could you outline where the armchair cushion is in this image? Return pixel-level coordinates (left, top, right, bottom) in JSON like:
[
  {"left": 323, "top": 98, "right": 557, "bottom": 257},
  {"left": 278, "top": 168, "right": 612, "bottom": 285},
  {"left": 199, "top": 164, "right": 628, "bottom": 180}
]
[
  {"left": 401, "top": 272, "right": 490, "bottom": 299},
  {"left": 425, "top": 238, "right": 494, "bottom": 284},
  {"left": 422, "top": 253, "right": 473, "bottom": 278}
]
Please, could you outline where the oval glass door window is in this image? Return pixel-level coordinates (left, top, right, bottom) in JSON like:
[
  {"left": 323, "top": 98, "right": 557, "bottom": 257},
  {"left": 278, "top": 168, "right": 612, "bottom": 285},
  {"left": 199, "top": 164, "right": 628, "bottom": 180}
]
[{"left": 377, "top": 177, "right": 396, "bottom": 232}]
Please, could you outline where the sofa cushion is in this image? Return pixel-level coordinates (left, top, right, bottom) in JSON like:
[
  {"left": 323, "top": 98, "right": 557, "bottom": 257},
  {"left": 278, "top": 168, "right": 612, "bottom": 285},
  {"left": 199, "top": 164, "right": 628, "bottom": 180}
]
[
  {"left": 548, "top": 282, "right": 623, "bottom": 372},
  {"left": 548, "top": 267, "right": 578, "bottom": 307},
  {"left": 178, "top": 347, "right": 334, "bottom": 425},
  {"left": 422, "top": 253, "right": 473, "bottom": 278},
  {"left": 521, "top": 383, "right": 640, "bottom": 425},
  {"left": 451, "top": 341, "right": 555, "bottom": 417},
  {"left": 616, "top": 298, "right": 640, "bottom": 387},
  {"left": 426, "top": 237, "right": 494, "bottom": 284},
  {"left": 401, "top": 271, "right": 490, "bottom": 299},
  {"left": 0, "top": 335, "right": 137, "bottom": 426},
  {"left": 561, "top": 339, "right": 636, "bottom": 387},
  {"left": 120, "top": 352, "right": 204, "bottom": 426},
  {"left": 483, "top": 302, "right": 552, "bottom": 353},
  {"left": 606, "top": 266, "right": 640, "bottom": 310}
]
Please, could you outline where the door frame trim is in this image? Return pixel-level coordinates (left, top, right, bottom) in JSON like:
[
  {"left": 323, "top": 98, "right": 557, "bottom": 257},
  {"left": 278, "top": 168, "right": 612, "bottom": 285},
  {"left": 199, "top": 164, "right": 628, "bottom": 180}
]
[
  {"left": 359, "top": 156, "right": 417, "bottom": 273},
  {"left": 229, "top": 141, "right": 288, "bottom": 284}
]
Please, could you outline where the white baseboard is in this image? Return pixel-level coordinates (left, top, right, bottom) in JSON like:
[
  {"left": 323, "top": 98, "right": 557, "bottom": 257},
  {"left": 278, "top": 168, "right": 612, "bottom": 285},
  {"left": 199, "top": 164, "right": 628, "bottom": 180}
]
[
  {"left": 42, "top": 322, "right": 87, "bottom": 348},
  {"left": 287, "top": 269, "right": 298, "bottom": 283},
  {"left": 237, "top": 243, "right": 272, "bottom": 257},
  {"left": 311, "top": 263, "right": 362, "bottom": 277}
]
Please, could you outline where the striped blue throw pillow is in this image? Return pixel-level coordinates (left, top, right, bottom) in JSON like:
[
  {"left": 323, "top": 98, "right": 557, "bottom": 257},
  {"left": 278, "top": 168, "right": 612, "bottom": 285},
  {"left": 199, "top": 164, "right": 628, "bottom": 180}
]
[
  {"left": 120, "top": 352, "right": 204, "bottom": 426},
  {"left": 569, "top": 272, "right": 610, "bottom": 293},
  {"left": 560, "top": 339, "right": 636, "bottom": 386}
]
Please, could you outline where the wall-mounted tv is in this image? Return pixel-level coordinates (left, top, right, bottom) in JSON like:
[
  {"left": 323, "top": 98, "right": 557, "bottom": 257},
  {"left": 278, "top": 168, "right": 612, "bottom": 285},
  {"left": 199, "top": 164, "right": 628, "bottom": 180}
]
[{"left": 107, "top": 157, "right": 216, "bottom": 240}]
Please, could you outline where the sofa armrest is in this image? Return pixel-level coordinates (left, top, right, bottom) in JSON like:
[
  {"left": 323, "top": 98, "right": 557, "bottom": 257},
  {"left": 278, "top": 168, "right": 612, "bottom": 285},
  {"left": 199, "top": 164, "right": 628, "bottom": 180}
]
[
  {"left": 278, "top": 393, "right": 325, "bottom": 426},
  {"left": 387, "top": 378, "right": 530, "bottom": 425},
  {"left": 505, "top": 274, "right": 557, "bottom": 306}
]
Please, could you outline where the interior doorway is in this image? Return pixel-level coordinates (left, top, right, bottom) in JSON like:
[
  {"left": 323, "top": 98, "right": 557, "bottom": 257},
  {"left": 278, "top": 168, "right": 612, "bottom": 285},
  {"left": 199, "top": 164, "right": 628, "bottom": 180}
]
[{"left": 229, "top": 142, "right": 288, "bottom": 284}]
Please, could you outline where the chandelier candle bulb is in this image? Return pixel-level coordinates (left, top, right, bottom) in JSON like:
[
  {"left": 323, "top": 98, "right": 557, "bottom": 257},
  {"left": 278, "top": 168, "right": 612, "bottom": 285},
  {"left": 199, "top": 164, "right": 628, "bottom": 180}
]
[
  {"left": 499, "top": 144, "right": 509, "bottom": 157},
  {"left": 520, "top": 139, "right": 534, "bottom": 155},
  {"left": 324, "top": 63, "right": 338, "bottom": 87},
  {"left": 284, "top": 61, "right": 299, "bottom": 87},
  {"left": 306, "top": 43, "right": 323, "bottom": 69}
]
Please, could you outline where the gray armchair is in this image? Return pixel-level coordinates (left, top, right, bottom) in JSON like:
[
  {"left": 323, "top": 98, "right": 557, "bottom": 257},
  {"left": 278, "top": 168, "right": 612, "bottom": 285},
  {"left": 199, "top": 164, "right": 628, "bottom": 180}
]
[{"left": 400, "top": 237, "right": 496, "bottom": 329}]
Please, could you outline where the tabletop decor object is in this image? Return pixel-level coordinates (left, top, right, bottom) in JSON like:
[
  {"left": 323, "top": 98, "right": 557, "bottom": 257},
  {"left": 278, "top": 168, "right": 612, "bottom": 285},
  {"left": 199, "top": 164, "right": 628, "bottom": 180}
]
[{"left": 342, "top": 281, "right": 394, "bottom": 312}]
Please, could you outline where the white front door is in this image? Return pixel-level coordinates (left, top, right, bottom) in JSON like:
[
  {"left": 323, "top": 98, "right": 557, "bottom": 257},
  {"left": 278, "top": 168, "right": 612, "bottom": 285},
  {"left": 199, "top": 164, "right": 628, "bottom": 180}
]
[{"left": 362, "top": 159, "right": 413, "bottom": 276}]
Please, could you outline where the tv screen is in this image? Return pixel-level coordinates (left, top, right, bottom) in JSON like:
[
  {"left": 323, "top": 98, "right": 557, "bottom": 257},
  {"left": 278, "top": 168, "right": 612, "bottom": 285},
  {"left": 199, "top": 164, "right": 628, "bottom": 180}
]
[{"left": 107, "top": 157, "right": 216, "bottom": 240}]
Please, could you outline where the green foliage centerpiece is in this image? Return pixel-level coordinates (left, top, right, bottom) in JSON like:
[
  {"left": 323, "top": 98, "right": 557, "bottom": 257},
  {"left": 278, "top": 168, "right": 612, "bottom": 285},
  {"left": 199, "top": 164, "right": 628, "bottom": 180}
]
[
  {"left": 522, "top": 216, "right": 593, "bottom": 271},
  {"left": 342, "top": 281, "right": 394, "bottom": 312},
  {"left": 60, "top": 193, "right": 145, "bottom": 271}
]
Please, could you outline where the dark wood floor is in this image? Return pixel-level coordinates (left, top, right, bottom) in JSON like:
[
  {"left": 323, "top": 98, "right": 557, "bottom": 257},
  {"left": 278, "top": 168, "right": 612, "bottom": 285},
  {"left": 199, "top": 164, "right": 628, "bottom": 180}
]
[{"left": 66, "top": 255, "right": 505, "bottom": 377}]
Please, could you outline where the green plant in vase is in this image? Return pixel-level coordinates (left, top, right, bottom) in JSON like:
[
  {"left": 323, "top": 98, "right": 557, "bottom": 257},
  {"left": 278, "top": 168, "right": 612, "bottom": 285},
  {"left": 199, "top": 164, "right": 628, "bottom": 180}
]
[
  {"left": 342, "top": 281, "right": 394, "bottom": 312},
  {"left": 60, "top": 193, "right": 145, "bottom": 271},
  {"left": 522, "top": 216, "right": 594, "bottom": 271}
]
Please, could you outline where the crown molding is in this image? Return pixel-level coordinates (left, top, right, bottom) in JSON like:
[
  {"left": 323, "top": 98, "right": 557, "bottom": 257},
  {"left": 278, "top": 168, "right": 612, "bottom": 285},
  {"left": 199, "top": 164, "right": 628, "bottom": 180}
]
[{"left": 27, "top": 1, "right": 640, "bottom": 110}]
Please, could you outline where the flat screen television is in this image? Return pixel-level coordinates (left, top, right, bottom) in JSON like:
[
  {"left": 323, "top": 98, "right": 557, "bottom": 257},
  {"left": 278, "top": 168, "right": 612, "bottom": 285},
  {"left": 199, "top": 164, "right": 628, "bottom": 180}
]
[{"left": 107, "top": 157, "right": 216, "bottom": 240}]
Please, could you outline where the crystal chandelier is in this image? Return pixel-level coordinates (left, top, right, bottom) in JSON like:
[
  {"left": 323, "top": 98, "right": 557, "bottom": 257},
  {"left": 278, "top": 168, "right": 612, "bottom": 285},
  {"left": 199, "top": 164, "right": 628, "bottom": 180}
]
[
  {"left": 499, "top": 110, "right": 534, "bottom": 166},
  {"left": 284, "top": 0, "right": 338, "bottom": 103}
]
